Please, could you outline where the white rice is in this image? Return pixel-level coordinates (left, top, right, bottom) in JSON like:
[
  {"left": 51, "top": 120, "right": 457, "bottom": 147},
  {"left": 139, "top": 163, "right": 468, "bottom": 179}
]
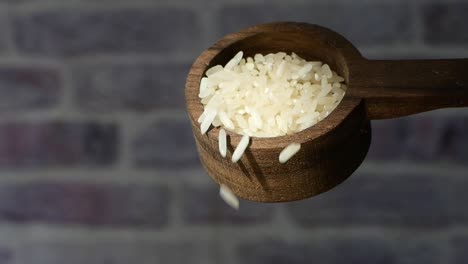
[
  {"left": 231, "top": 134, "right": 249, "bottom": 163},
  {"left": 224, "top": 51, "right": 244, "bottom": 70},
  {"left": 219, "top": 184, "right": 239, "bottom": 210},
  {"left": 218, "top": 128, "right": 227, "bottom": 158},
  {"left": 279, "top": 143, "right": 301, "bottom": 163},
  {"left": 199, "top": 51, "right": 346, "bottom": 164},
  {"left": 199, "top": 51, "right": 346, "bottom": 138},
  {"left": 218, "top": 111, "right": 235, "bottom": 130},
  {"left": 200, "top": 108, "right": 217, "bottom": 135}
]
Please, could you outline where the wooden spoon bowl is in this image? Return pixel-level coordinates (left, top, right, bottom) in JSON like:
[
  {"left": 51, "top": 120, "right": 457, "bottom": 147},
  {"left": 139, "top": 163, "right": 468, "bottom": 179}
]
[{"left": 185, "top": 22, "right": 468, "bottom": 203}]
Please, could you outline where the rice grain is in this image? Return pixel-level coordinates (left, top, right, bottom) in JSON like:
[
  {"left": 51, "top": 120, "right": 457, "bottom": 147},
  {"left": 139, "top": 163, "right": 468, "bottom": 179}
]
[
  {"left": 200, "top": 109, "right": 216, "bottom": 135},
  {"left": 219, "top": 128, "right": 227, "bottom": 158},
  {"left": 219, "top": 111, "right": 235, "bottom": 130},
  {"left": 219, "top": 184, "right": 239, "bottom": 210},
  {"left": 279, "top": 143, "right": 301, "bottom": 163},
  {"left": 225, "top": 51, "right": 244, "bottom": 70},
  {"left": 232, "top": 135, "right": 249, "bottom": 163}
]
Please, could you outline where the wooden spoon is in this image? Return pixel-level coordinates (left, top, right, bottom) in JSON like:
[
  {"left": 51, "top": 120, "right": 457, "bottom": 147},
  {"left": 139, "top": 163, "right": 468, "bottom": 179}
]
[{"left": 185, "top": 22, "right": 468, "bottom": 203}]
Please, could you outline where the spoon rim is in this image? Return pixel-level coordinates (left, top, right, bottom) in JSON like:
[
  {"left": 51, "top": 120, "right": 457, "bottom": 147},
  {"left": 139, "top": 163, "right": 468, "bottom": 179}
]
[{"left": 186, "top": 21, "right": 365, "bottom": 149}]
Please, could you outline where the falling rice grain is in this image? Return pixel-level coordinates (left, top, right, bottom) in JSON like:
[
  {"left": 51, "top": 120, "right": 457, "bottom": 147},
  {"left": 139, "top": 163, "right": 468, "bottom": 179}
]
[{"left": 219, "top": 184, "right": 239, "bottom": 210}]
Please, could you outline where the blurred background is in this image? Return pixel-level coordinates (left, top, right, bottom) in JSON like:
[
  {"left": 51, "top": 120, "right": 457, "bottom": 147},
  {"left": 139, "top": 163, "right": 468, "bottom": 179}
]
[{"left": 0, "top": 0, "right": 466, "bottom": 263}]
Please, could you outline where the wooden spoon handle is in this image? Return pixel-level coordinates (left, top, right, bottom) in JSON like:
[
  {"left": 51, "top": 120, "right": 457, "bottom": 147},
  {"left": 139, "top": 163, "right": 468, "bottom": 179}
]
[{"left": 349, "top": 59, "right": 468, "bottom": 120}]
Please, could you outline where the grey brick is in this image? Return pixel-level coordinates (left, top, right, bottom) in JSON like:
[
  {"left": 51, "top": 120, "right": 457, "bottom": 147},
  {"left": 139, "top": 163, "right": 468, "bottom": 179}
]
[
  {"left": 404, "top": 115, "right": 468, "bottom": 163},
  {"left": 182, "top": 183, "right": 274, "bottom": 225},
  {"left": 0, "top": 67, "right": 61, "bottom": 111},
  {"left": 368, "top": 115, "right": 468, "bottom": 164},
  {"left": 449, "top": 178, "right": 468, "bottom": 224},
  {"left": 238, "top": 240, "right": 321, "bottom": 264},
  {"left": 0, "top": 122, "right": 118, "bottom": 167},
  {"left": 424, "top": 3, "right": 468, "bottom": 45},
  {"left": 0, "top": 248, "right": 11, "bottom": 264},
  {"left": 13, "top": 9, "right": 201, "bottom": 56},
  {"left": 0, "top": 13, "right": 9, "bottom": 53},
  {"left": 0, "top": 182, "right": 169, "bottom": 228},
  {"left": 238, "top": 238, "right": 394, "bottom": 264},
  {"left": 285, "top": 173, "right": 452, "bottom": 227},
  {"left": 133, "top": 117, "right": 199, "bottom": 168},
  {"left": 368, "top": 119, "right": 407, "bottom": 160},
  {"left": 218, "top": 3, "right": 412, "bottom": 47},
  {"left": 398, "top": 241, "right": 442, "bottom": 264},
  {"left": 73, "top": 63, "right": 189, "bottom": 111},
  {"left": 450, "top": 236, "right": 468, "bottom": 264},
  {"left": 18, "top": 241, "right": 220, "bottom": 264},
  {"left": 238, "top": 237, "right": 440, "bottom": 264}
]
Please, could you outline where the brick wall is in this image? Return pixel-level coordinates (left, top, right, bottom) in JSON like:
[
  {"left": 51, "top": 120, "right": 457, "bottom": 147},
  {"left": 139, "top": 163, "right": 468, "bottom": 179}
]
[{"left": 0, "top": 0, "right": 466, "bottom": 263}]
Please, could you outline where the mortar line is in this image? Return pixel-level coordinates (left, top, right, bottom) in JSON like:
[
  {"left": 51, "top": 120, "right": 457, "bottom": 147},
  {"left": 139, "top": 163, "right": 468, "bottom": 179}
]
[
  {"left": 200, "top": 0, "right": 220, "bottom": 44},
  {"left": 64, "top": 53, "right": 197, "bottom": 65},
  {"left": 1, "top": 223, "right": 468, "bottom": 243},
  {"left": 359, "top": 161, "right": 468, "bottom": 177},
  {"left": 1, "top": 40, "right": 465, "bottom": 63},
  {"left": 56, "top": 60, "right": 75, "bottom": 115},
  {"left": 0, "top": 168, "right": 205, "bottom": 184},
  {"left": 411, "top": 0, "right": 424, "bottom": 46},
  {"left": 0, "top": 108, "right": 186, "bottom": 122},
  {"left": 116, "top": 118, "right": 136, "bottom": 170},
  {"left": 2, "top": 5, "right": 18, "bottom": 55},
  {"left": 9, "top": 1, "right": 206, "bottom": 12},
  {"left": 166, "top": 174, "right": 184, "bottom": 229},
  {"left": 0, "top": 160, "right": 464, "bottom": 184},
  {"left": 0, "top": 53, "right": 196, "bottom": 64},
  {"left": 361, "top": 46, "right": 468, "bottom": 59}
]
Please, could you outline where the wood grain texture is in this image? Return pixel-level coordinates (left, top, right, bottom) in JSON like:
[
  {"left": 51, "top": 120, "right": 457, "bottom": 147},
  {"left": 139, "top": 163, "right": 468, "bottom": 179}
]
[
  {"left": 350, "top": 59, "right": 468, "bottom": 119},
  {"left": 185, "top": 22, "right": 468, "bottom": 203}
]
